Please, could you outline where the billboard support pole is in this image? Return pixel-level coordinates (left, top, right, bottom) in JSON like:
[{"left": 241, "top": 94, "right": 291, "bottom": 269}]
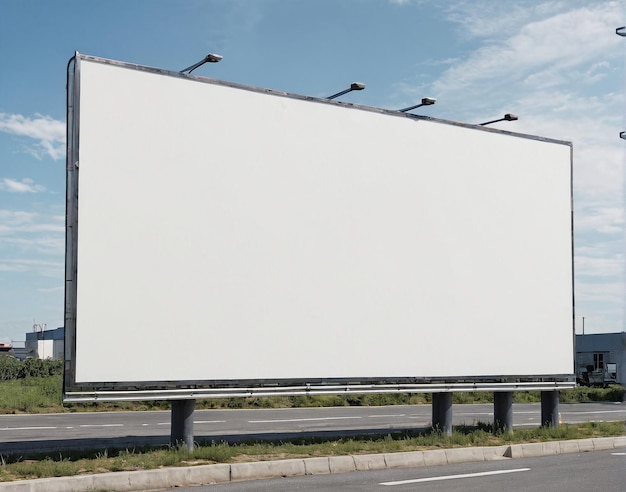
[
  {"left": 540, "top": 390, "right": 560, "bottom": 427},
  {"left": 432, "top": 393, "right": 452, "bottom": 436},
  {"left": 493, "top": 391, "right": 513, "bottom": 433},
  {"left": 170, "top": 399, "right": 196, "bottom": 450}
]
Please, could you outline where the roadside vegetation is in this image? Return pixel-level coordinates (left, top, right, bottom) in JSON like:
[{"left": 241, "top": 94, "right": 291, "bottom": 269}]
[
  {"left": 0, "top": 356, "right": 624, "bottom": 414},
  {"left": 0, "top": 420, "right": 623, "bottom": 482},
  {"left": 0, "top": 356, "right": 624, "bottom": 483}
]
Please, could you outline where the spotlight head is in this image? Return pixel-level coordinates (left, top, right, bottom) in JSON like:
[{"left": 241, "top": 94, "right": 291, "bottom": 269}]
[
  {"left": 504, "top": 113, "right": 518, "bottom": 121},
  {"left": 204, "top": 53, "right": 223, "bottom": 63}
]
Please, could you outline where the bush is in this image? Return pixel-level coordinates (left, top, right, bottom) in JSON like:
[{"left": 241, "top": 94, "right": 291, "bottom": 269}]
[
  {"left": 0, "top": 356, "right": 63, "bottom": 381},
  {"left": 0, "top": 356, "right": 24, "bottom": 380}
]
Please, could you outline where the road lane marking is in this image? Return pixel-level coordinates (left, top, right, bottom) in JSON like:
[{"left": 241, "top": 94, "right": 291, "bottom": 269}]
[
  {"left": 611, "top": 452, "right": 626, "bottom": 456},
  {"left": 194, "top": 420, "right": 226, "bottom": 424},
  {"left": 79, "top": 424, "right": 124, "bottom": 428},
  {"left": 564, "top": 410, "right": 626, "bottom": 415},
  {"left": 248, "top": 416, "right": 361, "bottom": 423},
  {"left": 368, "top": 414, "right": 406, "bottom": 418},
  {"left": 380, "top": 467, "right": 531, "bottom": 486},
  {"left": 0, "top": 426, "right": 57, "bottom": 431}
]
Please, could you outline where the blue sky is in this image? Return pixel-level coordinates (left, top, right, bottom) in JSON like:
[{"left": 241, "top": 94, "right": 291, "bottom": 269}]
[{"left": 0, "top": 0, "right": 624, "bottom": 343}]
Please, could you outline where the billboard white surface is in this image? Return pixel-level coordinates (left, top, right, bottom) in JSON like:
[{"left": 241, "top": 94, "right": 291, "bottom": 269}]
[{"left": 65, "top": 55, "right": 574, "bottom": 395}]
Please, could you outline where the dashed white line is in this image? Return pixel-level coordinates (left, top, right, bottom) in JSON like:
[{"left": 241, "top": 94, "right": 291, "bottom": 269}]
[
  {"left": 565, "top": 410, "right": 626, "bottom": 415},
  {"left": 0, "top": 426, "right": 57, "bottom": 431},
  {"left": 380, "top": 467, "right": 531, "bottom": 486},
  {"left": 79, "top": 424, "right": 124, "bottom": 428},
  {"left": 248, "top": 416, "right": 361, "bottom": 424},
  {"left": 368, "top": 414, "right": 406, "bottom": 418}
]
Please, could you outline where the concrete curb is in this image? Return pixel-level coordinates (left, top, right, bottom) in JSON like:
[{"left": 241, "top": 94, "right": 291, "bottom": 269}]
[{"left": 1, "top": 437, "right": 624, "bottom": 491}]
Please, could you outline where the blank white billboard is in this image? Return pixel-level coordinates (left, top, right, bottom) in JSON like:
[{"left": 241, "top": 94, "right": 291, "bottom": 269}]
[{"left": 65, "top": 55, "right": 574, "bottom": 396}]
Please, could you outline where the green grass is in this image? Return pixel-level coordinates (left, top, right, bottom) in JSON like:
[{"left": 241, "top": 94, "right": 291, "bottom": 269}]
[{"left": 0, "top": 421, "right": 623, "bottom": 482}]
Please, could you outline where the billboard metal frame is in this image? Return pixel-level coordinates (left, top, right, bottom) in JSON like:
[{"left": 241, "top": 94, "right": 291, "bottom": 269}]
[{"left": 64, "top": 54, "right": 575, "bottom": 402}]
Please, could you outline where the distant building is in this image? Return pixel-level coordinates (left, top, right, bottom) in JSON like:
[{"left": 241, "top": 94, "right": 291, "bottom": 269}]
[
  {"left": 25, "top": 327, "right": 64, "bottom": 360},
  {"left": 575, "top": 332, "right": 626, "bottom": 386},
  {"left": 0, "top": 340, "right": 13, "bottom": 357}
]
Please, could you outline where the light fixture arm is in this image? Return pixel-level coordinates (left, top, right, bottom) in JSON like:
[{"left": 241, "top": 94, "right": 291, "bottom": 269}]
[
  {"left": 180, "top": 53, "right": 223, "bottom": 74},
  {"left": 398, "top": 97, "right": 436, "bottom": 113},
  {"left": 479, "top": 113, "right": 518, "bottom": 126},
  {"left": 327, "top": 82, "right": 365, "bottom": 100}
]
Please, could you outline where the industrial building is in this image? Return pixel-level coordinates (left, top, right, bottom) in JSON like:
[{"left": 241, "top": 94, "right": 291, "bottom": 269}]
[
  {"left": 24, "top": 326, "right": 64, "bottom": 360},
  {"left": 575, "top": 332, "right": 626, "bottom": 386}
]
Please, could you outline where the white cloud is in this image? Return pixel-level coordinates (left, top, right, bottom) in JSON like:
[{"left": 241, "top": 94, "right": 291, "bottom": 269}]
[
  {"left": 575, "top": 280, "right": 624, "bottom": 303},
  {"left": 0, "top": 258, "right": 63, "bottom": 277},
  {"left": 0, "top": 113, "right": 65, "bottom": 161},
  {"left": 0, "top": 210, "right": 64, "bottom": 274},
  {"left": 576, "top": 254, "right": 624, "bottom": 277},
  {"left": 431, "top": 3, "right": 622, "bottom": 109},
  {"left": 0, "top": 210, "right": 64, "bottom": 254},
  {"left": 0, "top": 178, "right": 46, "bottom": 193},
  {"left": 36, "top": 286, "right": 64, "bottom": 294},
  {"left": 3, "top": 235, "right": 64, "bottom": 256},
  {"left": 575, "top": 206, "right": 624, "bottom": 235}
]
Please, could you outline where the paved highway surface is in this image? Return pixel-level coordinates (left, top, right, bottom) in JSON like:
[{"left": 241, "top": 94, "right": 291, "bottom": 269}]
[
  {"left": 164, "top": 447, "right": 626, "bottom": 491},
  {"left": 1, "top": 402, "right": 625, "bottom": 454}
]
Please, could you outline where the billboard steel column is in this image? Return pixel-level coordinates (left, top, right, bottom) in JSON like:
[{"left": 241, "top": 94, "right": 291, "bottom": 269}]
[
  {"left": 540, "top": 391, "right": 560, "bottom": 427},
  {"left": 171, "top": 399, "right": 196, "bottom": 450},
  {"left": 432, "top": 393, "right": 453, "bottom": 436},
  {"left": 493, "top": 391, "right": 513, "bottom": 433}
]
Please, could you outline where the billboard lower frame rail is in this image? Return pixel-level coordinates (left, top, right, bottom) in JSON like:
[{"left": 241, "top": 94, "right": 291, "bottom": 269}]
[{"left": 64, "top": 380, "right": 576, "bottom": 402}]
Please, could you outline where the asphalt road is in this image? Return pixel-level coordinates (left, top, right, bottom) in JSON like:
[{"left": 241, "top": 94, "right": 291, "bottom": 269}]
[
  {"left": 165, "top": 446, "right": 626, "bottom": 492},
  {"left": 1, "top": 402, "right": 625, "bottom": 455}
]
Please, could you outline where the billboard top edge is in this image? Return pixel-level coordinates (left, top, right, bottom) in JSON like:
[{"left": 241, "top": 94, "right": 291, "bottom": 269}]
[{"left": 71, "top": 52, "right": 571, "bottom": 148}]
